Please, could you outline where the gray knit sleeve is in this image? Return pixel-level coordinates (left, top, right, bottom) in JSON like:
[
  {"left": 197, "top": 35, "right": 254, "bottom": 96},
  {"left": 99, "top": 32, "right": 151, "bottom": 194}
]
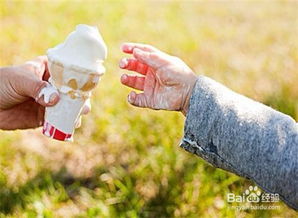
[{"left": 180, "top": 75, "right": 298, "bottom": 210}]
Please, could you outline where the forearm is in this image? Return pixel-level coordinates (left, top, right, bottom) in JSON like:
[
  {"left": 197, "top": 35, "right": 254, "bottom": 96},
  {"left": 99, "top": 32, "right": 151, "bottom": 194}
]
[{"left": 180, "top": 75, "right": 298, "bottom": 209}]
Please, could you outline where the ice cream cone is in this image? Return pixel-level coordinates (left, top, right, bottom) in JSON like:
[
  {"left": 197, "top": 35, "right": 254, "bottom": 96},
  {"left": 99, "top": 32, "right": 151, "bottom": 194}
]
[{"left": 42, "top": 24, "right": 107, "bottom": 141}]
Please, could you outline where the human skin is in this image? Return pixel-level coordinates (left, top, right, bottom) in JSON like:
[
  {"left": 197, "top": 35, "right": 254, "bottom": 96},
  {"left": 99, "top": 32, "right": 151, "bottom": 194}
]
[
  {"left": 120, "top": 43, "right": 298, "bottom": 210},
  {"left": 0, "top": 56, "right": 89, "bottom": 130},
  {"left": 119, "top": 43, "right": 197, "bottom": 115}
]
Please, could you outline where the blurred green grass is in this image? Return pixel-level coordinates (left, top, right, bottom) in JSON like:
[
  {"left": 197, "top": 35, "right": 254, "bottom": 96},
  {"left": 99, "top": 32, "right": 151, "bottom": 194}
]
[{"left": 0, "top": 0, "right": 297, "bottom": 217}]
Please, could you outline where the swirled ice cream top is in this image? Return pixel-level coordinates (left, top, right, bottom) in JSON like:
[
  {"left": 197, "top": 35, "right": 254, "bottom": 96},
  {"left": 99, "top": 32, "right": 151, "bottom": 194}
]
[{"left": 47, "top": 24, "right": 107, "bottom": 74}]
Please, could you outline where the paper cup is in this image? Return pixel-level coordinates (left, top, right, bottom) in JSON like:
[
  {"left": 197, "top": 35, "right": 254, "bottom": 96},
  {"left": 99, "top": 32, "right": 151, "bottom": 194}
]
[
  {"left": 43, "top": 93, "right": 86, "bottom": 141},
  {"left": 43, "top": 58, "right": 102, "bottom": 141}
]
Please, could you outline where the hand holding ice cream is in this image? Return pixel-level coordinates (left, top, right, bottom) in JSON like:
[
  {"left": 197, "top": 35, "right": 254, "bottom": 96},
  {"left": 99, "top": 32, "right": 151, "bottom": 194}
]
[
  {"left": 0, "top": 24, "right": 106, "bottom": 138},
  {"left": 0, "top": 56, "right": 90, "bottom": 130},
  {"left": 0, "top": 56, "right": 59, "bottom": 130}
]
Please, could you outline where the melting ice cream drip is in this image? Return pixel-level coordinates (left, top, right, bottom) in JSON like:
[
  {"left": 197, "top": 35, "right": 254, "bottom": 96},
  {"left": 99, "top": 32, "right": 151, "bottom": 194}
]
[{"left": 38, "top": 83, "right": 59, "bottom": 104}]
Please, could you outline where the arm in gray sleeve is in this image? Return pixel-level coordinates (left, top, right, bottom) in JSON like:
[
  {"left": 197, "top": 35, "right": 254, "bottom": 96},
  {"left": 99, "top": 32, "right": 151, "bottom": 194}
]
[{"left": 180, "top": 75, "right": 298, "bottom": 210}]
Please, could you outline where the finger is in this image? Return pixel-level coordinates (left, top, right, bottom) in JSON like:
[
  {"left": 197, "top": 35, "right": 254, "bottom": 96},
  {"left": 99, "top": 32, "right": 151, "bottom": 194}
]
[
  {"left": 119, "top": 58, "right": 149, "bottom": 75},
  {"left": 0, "top": 100, "right": 44, "bottom": 130},
  {"left": 25, "top": 56, "right": 48, "bottom": 79},
  {"left": 127, "top": 91, "right": 148, "bottom": 108},
  {"left": 81, "top": 99, "right": 91, "bottom": 115},
  {"left": 121, "top": 42, "right": 158, "bottom": 54},
  {"left": 35, "top": 82, "right": 60, "bottom": 107},
  {"left": 75, "top": 116, "right": 82, "bottom": 128},
  {"left": 22, "top": 100, "right": 44, "bottom": 129},
  {"left": 133, "top": 48, "right": 168, "bottom": 69},
  {"left": 37, "top": 104, "right": 45, "bottom": 126},
  {"left": 16, "top": 77, "right": 55, "bottom": 106},
  {"left": 35, "top": 56, "right": 51, "bottom": 81},
  {"left": 121, "top": 74, "right": 145, "bottom": 91},
  {"left": 21, "top": 56, "right": 59, "bottom": 106},
  {"left": 43, "top": 59, "right": 50, "bottom": 81}
]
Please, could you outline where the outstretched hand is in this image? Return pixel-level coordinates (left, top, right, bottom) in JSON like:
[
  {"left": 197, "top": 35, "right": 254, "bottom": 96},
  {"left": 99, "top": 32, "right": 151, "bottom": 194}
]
[{"left": 119, "top": 43, "right": 197, "bottom": 115}]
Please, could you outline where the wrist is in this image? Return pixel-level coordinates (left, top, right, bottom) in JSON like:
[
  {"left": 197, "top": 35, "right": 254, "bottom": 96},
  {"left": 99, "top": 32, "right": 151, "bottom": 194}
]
[
  {"left": 181, "top": 75, "right": 197, "bottom": 116},
  {"left": 181, "top": 92, "right": 191, "bottom": 116}
]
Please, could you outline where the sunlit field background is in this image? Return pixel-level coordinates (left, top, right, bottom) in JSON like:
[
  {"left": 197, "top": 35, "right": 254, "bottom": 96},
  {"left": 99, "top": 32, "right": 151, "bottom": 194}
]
[{"left": 0, "top": 0, "right": 297, "bottom": 217}]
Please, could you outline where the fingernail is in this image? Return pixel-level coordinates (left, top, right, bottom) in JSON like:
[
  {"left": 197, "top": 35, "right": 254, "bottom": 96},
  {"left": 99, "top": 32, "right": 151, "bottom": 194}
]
[
  {"left": 81, "top": 106, "right": 90, "bottom": 115},
  {"left": 120, "top": 43, "right": 126, "bottom": 51},
  {"left": 119, "top": 58, "right": 128, "bottom": 68},
  {"left": 121, "top": 43, "right": 132, "bottom": 52},
  {"left": 49, "top": 93, "right": 58, "bottom": 104},
  {"left": 128, "top": 95, "right": 131, "bottom": 103},
  {"left": 121, "top": 74, "right": 128, "bottom": 83},
  {"left": 128, "top": 92, "right": 135, "bottom": 103}
]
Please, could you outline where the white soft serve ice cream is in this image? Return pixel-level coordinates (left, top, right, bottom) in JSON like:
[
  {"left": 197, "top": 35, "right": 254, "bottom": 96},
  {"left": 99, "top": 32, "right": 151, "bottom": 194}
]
[
  {"left": 47, "top": 24, "right": 107, "bottom": 74},
  {"left": 46, "top": 24, "right": 107, "bottom": 96}
]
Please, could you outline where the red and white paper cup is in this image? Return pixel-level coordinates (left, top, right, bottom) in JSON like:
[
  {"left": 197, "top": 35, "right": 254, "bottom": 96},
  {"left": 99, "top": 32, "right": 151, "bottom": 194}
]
[
  {"left": 42, "top": 92, "right": 86, "bottom": 141},
  {"left": 43, "top": 121, "right": 72, "bottom": 141}
]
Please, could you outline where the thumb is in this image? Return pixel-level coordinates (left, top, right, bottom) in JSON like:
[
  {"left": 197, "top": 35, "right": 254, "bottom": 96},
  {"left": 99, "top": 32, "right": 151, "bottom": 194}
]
[
  {"left": 127, "top": 91, "right": 149, "bottom": 108},
  {"left": 133, "top": 48, "right": 168, "bottom": 69},
  {"left": 35, "top": 82, "right": 59, "bottom": 107},
  {"left": 17, "top": 76, "right": 59, "bottom": 107}
]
